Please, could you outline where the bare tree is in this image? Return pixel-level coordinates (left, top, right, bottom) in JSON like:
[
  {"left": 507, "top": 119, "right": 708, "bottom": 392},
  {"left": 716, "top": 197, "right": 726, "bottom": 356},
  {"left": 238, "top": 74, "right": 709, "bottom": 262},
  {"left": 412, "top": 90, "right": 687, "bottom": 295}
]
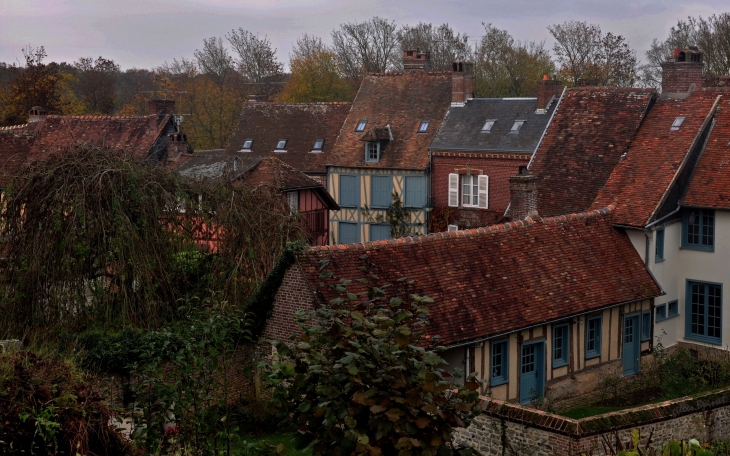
[
  {"left": 548, "top": 20, "right": 637, "bottom": 87},
  {"left": 194, "top": 37, "right": 234, "bottom": 87},
  {"left": 290, "top": 34, "right": 329, "bottom": 61},
  {"left": 226, "top": 29, "right": 283, "bottom": 83},
  {"left": 397, "top": 22, "right": 470, "bottom": 71},
  {"left": 331, "top": 16, "right": 400, "bottom": 80}
]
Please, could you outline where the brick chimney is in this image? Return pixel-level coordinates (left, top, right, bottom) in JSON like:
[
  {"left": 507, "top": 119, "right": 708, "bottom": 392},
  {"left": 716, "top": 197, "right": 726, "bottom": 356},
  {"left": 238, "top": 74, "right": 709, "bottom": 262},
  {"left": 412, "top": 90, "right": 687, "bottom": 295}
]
[
  {"left": 508, "top": 166, "right": 538, "bottom": 220},
  {"left": 166, "top": 132, "right": 191, "bottom": 162},
  {"left": 451, "top": 62, "right": 474, "bottom": 104},
  {"left": 28, "top": 106, "right": 47, "bottom": 123},
  {"left": 537, "top": 75, "right": 562, "bottom": 111},
  {"left": 403, "top": 49, "right": 431, "bottom": 72},
  {"left": 661, "top": 47, "right": 704, "bottom": 94},
  {"left": 149, "top": 100, "right": 176, "bottom": 116},
  {"left": 248, "top": 94, "right": 269, "bottom": 102}
]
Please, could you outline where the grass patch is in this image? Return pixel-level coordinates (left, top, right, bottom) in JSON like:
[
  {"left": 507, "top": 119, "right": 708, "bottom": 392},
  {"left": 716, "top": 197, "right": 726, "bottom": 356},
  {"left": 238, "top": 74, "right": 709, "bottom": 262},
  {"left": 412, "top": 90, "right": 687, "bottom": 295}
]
[{"left": 235, "top": 432, "right": 311, "bottom": 455}]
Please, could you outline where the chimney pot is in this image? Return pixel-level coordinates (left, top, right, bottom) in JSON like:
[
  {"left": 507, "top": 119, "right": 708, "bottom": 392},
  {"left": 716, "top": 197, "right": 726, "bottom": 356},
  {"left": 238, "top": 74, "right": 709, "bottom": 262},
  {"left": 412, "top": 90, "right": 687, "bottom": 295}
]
[
  {"left": 543, "top": 74, "right": 549, "bottom": 81},
  {"left": 403, "top": 49, "right": 431, "bottom": 72}
]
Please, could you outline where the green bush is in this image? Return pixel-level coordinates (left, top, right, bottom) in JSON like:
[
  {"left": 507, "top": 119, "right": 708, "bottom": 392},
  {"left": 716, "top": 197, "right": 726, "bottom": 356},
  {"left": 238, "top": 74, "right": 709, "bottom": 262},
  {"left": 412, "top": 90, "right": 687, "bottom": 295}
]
[{"left": 231, "top": 399, "right": 285, "bottom": 433}]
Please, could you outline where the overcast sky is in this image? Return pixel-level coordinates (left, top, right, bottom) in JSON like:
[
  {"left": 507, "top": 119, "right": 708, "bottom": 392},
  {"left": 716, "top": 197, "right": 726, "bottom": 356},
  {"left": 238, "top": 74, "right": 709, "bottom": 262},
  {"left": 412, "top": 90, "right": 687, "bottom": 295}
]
[{"left": 1, "top": 0, "right": 728, "bottom": 70}]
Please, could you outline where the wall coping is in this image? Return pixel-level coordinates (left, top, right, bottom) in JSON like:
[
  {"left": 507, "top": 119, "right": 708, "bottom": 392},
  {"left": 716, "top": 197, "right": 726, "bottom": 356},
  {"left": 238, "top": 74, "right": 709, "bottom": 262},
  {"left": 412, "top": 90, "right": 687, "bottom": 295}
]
[{"left": 477, "top": 385, "right": 730, "bottom": 438}]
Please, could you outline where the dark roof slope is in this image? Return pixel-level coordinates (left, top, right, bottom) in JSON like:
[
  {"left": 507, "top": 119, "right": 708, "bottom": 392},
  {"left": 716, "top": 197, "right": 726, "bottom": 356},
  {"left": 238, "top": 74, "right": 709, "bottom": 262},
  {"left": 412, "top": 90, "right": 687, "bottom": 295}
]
[
  {"left": 683, "top": 94, "right": 730, "bottom": 209},
  {"left": 430, "top": 98, "right": 556, "bottom": 153},
  {"left": 295, "top": 206, "right": 660, "bottom": 346},
  {"left": 225, "top": 102, "right": 351, "bottom": 175},
  {"left": 592, "top": 93, "right": 719, "bottom": 226},
  {"left": 528, "top": 88, "right": 655, "bottom": 217},
  {"left": 176, "top": 150, "right": 258, "bottom": 180},
  {"left": 328, "top": 72, "right": 452, "bottom": 170}
]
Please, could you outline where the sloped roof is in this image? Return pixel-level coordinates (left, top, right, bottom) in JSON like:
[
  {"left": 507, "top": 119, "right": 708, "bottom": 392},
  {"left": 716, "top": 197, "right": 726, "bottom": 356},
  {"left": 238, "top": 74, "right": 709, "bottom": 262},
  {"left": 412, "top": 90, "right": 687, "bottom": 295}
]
[
  {"left": 294, "top": 206, "right": 660, "bottom": 346},
  {"left": 592, "top": 92, "right": 719, "bottom": 226},
  {"left": 683, "top": 93, "right": 730, "bottom": 209},
  {"left": 430, "top": 98, "right": 556, "bottom": 153},
  {"left": 176, "top": 150, "right": 259, "bottom": 180},
  {"left": 328, "top": 72, "right": 452, "bottom": 170},
  {"left": 528, "top": 88, "right": 655, "bottom": 217},
  {"left": 225, "top": 102, "right": 351, "bottom": 175}
]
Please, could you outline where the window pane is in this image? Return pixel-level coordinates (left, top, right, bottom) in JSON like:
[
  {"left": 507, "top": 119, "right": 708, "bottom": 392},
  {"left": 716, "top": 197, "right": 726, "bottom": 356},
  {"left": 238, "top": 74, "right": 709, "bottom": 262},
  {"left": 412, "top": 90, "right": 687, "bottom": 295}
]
[
  {"left": 668, "top": 300, "right": 678, "bottom": 317},
  {"left": 656, "top": 305, "right": 666, "bottom": 321},
  {"left": 708, "top": 285, "right": 722, "bottom": 339},
  {"left": 691, "top": 283, "right": 705, "bottom": 336},
  {"left": 655, "top": 229, "right": 664, "bottom": 261}
]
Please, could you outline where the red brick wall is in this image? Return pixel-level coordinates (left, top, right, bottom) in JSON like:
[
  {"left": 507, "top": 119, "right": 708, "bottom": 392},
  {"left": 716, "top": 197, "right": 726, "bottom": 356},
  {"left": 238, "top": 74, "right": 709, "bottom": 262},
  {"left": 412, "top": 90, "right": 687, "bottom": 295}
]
[
  {"left": 661, "top": 62, "right": 704, "bottom": 93},
  {"left": 262, "top": 263, "right": 317, "bottom": 342},
  {"left": 431, "top": 152, "right": 528, "bottom": 228}
]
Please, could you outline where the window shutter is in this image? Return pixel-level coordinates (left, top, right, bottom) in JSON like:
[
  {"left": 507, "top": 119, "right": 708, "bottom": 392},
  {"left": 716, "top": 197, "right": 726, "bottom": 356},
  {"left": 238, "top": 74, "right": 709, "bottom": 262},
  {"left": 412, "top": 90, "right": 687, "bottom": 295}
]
[
  {"left": 448, "top": 173, "right": 459, "bottom": 207},
  {"left": 478, "top": 175, "right": 489, "bottom": 209},
  {"left": 405, "top": 176, "right": 426, "bottom": 207}
]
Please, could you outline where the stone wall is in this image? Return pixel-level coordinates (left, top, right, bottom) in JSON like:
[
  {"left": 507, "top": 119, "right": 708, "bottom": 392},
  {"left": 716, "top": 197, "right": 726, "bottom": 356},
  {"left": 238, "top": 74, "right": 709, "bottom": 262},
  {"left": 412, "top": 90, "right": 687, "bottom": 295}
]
[{"left": 454, "top": 387, "right": 730, "bottom": 455}]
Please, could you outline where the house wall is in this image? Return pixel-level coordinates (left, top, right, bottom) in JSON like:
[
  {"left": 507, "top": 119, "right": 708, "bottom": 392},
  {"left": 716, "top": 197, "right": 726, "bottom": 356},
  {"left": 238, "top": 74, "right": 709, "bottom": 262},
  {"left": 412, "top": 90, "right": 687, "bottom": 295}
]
[
  {"left": 328, "top": 166, "right": 429, "bottom": 244},
  {"left": 297, "top": 188, "right": 330, "bottom": 246},
  {"left": 262, "top": 263, "right": 317, "bottom": 342}
]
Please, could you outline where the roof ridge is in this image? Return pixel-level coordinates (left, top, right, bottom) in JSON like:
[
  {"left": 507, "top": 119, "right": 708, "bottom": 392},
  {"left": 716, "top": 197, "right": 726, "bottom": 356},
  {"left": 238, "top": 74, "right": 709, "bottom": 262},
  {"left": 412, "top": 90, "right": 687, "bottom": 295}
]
[
  {"left": 45, "top": 114, "right": 155, "bottom": 120},
  {"left": 366, "top": 71, "right": 452, "bottom": 77},
  {"left": 307, "top": 205, "right": 616, "bottom": 254},
  {"left": 567, "top": 87, "right": 655, "bottom": 94}
]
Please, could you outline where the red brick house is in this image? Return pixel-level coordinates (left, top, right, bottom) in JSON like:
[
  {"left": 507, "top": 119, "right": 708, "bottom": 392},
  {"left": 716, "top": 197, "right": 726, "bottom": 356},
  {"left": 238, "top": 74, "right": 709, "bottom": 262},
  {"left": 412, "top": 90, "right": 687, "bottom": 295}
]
[{"left": 429, "top": 77, "right": 562, "bottom": 231}]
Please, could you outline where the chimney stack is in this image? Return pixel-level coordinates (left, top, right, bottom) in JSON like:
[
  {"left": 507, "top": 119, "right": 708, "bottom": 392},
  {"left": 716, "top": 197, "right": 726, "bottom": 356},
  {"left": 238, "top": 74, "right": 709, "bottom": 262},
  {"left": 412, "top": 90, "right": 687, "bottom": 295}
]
[
  {"left": 508, "top": 166, "right": 538, "bottom": 220},
  {"left": 661, "top": 47, "right": 704, "bottom": 94},
  {"left": 403, "top": 49, "right": 431, "bottom": 72},
  {"left": 28, "top": 106, "right": 47, "bottom": 123},
  {"left": 451, "top": 62, "right": 474, "bottom": 104},
  {"left": 537, "top": 75, "right": 562, "bottom": 111},
  {"left": 149, "top": 100, "right": 176, "bottom": 116},
  {"left": 166, "top": 132, "right": 191, "bottom": 162}
]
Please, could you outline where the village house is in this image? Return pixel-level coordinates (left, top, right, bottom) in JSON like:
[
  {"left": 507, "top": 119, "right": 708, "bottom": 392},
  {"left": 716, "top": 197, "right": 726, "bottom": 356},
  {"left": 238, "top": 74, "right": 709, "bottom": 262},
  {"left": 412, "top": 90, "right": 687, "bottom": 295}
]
[
  {"left": 428, "top": 76, "right": 562, "bottom": 231},
  {"left": 326, "top": 50, "right": 466, "bottom": 244},
  {"left": 258, "top": 205, "right": 661, "bottom": 405}
]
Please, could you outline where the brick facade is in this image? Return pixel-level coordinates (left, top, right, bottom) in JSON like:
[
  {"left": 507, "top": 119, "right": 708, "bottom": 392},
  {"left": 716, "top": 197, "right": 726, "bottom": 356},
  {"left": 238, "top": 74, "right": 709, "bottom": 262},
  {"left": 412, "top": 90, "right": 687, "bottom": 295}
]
[
  {"left": 431, "top": 152, "right": 527, "bottom": 229},
  {"left": 262, "top": 262, "right": 317, "bottom": 342}
]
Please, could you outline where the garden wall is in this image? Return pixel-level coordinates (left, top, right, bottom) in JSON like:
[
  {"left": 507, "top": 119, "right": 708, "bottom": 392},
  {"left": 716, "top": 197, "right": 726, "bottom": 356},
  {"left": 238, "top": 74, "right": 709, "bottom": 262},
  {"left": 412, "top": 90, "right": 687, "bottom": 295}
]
[{"left": 454, "top": 387, "right": 730, "bottom": 455}]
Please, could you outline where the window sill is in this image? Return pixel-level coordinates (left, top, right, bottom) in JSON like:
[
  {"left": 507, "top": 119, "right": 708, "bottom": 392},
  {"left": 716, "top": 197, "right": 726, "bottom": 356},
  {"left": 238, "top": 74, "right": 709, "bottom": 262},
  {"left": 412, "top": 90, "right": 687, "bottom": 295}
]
[
  {"left": 685, "top": 333, "right": 722, "bottom": 345},
  {"left": 655, "top": 258, "right": 665, "bottom": 263},
  {"left": 310, "top": 150, "right": 323, "bottom": 153},
  {"left": 680, "top": 244, "right": 715, "bottom": 252},
  {"left": 238, "top": 149, "right": 252, "bottom": 153},
  {"left": 585, "top": 352, "right": 600, "bottom": 360},
  {"left": 552, "top": 360, "right": 568, "bottom": 369},
  {"left": 490, "top": 378, "right": 508, "bottom": 387},
  {"left": 274, "top": 149, "right": 287, "bottom": 153}
]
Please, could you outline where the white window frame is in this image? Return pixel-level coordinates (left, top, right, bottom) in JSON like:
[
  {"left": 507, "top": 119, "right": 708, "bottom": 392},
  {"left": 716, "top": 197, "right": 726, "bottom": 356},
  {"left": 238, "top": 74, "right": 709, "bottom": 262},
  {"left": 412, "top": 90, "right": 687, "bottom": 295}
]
[
  {"left": 448, "top": 173, "right": 488, "bottom": 209},
  {"left": 365, "top": 141, "right": 380, "bottom": 162}
]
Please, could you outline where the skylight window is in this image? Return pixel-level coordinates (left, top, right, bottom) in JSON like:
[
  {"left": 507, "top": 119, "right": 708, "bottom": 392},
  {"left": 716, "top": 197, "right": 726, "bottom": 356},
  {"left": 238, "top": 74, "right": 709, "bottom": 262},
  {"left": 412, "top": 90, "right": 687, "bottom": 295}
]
[
  {"left": 241, "top": 139, "right": 253, "bottom": 151},
  {"left": 312, "top": 138, "right": 324, "bottom": 152},
  {"left": 671, "top": 117, "right": 686, "bottom": 131},
  {"left": 417, "top": 120, "right": 430, "bottom": 133},
  {"left": 355, "top": 119, "right": 368, "bottom": 132},
  {"left": 481, "top": 119, "right": 496, "bottom": 133},
  {"left": 510, "top": 120, "right": 525, "bottom": 133},
  {"left": 275, "top": 139, "right": 288, "bottom": 151}
]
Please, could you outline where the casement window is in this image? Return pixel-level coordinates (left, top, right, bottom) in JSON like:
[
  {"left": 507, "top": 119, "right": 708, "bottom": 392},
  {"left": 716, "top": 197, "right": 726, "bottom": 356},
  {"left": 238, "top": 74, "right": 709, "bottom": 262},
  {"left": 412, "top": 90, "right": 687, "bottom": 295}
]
[
  {"left": 365, "top": 141, "right": 380, "bottom": 162},
  {"left": 686, "top": 280, "right": 722, "bottom": 345},
  {"left": 371, "top": 175, "right": 392, "bottom": 208},
  {"left": 585, "top": 316, "right": 602, "bottom": 359},
  {"left": 405, "top": 176, "right": 426, "bottom": 208},
  {"left": 683, "top": 209, "right": 714, "bottom": 251},
  {"left": 448, "top": 173, "right": 488, "bottom": 209},
  {"left": 287, "top": 191, "right": 298, "bottom": 213},
  {"left": 490, "top": 339, "right": 509, "bottom": 386},
  {"left": 641, "top": 311, "right": 651, "bottom": 341},
  {"left": 339, "top": 175, "right": 359, "bottom": 207},
  {"left": 338, "top": 222, "right": 358, "bottom": 244},
  {"left": 656, "top": 300, "right": 678, "bottom": 322},
  {"left": 655, "top": 228, "right": 665, "bottom": 262},
  {"left": 552, "top": 324, "right": 569, "bottom": 368},
  {"left": 370, "top": 224, "right": 391, "bottom": 241}
]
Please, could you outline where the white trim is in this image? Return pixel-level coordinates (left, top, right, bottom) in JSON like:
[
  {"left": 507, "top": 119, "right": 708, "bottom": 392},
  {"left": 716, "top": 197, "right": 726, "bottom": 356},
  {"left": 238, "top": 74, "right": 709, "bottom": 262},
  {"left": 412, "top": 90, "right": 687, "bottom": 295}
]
[
  {"left": 448, "top": 173, "right": 459, "bottom": 207},
  {"left": 448, "top": 224, "right": 459, "bottom": 232},
  {"left": 478, "top": 175, "right": 489, "bottom": 209}
]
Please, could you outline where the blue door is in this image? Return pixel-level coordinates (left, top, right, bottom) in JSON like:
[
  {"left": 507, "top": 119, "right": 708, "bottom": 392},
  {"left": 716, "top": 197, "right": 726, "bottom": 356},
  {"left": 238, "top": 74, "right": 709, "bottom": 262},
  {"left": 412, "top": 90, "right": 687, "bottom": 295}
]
[
  {"left": 623, "top": 314, "right": 641, "bottom": 376},
  {"left": 519, "top": 341, "right": 545, "bottom": 405}
]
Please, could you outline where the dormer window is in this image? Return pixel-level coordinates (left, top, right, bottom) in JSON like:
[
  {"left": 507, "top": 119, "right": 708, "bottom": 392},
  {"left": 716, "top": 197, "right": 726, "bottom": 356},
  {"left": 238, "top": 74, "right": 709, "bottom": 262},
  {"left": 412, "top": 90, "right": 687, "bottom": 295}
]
[
  {"left": 481, "top": 119, "right": 496, "bottom": 133},
  {"left": 312, "top": 138, "right": 324, "bottom": 152},
  {"left": 241, "top": 139, "right": 253, "bottom": 151},
  {"left": 275, "top": 139, "right": 287, "bottom": 152},
  {"left": 671, "top": 117, "right": 686, "bottom": 131},
  {"left": 510, "top": 120, "right": 525, "bottom": 133},
  {"left": 365, "top": 141, "right": 381, "bottom": 162},
  {"left": 417, "top": 120, "right": 430, "bottom": 133},
  {"left": 355, "top": 119, "right": 368, "bottom": 132}
]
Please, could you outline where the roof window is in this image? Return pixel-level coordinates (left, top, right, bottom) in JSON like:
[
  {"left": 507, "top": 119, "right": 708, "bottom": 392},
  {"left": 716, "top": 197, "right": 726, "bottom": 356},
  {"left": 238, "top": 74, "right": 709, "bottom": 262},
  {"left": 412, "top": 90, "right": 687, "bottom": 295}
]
[
  {"left": 481, "top": 119, "right": 496, "bottom": 133},
  {"left": 312, "top": 138, "right": 324, "bottom": 152},
  {"left": 355, "top": 119, "right": 368, "bottom": 132},
  {"left": 510, "top": 120, "right": 525, "bottom": 133},
  {"left": 241, "top": 139, "right": 253, "bottom": 151},
  {"left": 671, "top": 117, "right": 686, "bottom": 131},
  {"left": 275, "top": 139, "right": 287, "bottom": 151},
  {"left": 417, "top": 120, "right": 430, "bottom": 133}
]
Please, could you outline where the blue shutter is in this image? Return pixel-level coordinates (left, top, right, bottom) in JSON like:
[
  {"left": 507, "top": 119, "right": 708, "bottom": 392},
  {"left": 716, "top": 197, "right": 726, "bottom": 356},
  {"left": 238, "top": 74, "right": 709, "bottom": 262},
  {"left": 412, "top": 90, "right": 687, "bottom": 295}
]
[
  {"left": 641, "top": 311, "right": 651, "bottom": 341},
  {"left": 370, "top": 224, "right": 391, "bottom": 241},
  {"left": 338, "top": 222, "right": 358, "bottom": 244},
  {"left": 405, "top": 176, "right": 426, "bottom": 207},
  {"left": 371, "top": 176, "right": 392, "bottom": 207},
  {"left": 339, "top": 175, "right": 358, "bottom": 207}
]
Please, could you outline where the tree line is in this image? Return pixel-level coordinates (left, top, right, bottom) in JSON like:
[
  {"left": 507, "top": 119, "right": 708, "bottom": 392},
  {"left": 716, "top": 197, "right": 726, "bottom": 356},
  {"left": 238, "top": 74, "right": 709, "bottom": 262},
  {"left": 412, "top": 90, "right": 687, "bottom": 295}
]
[{"left": 2, "top": 14, "right": 730, "bottom": 149}]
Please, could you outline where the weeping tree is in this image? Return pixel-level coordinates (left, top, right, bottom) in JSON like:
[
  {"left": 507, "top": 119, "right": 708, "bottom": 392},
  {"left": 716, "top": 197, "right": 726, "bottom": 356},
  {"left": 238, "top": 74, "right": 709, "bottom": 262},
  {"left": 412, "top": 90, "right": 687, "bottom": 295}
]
[{"left": 0, "top": 146, "right": 305, "bottom": 339}]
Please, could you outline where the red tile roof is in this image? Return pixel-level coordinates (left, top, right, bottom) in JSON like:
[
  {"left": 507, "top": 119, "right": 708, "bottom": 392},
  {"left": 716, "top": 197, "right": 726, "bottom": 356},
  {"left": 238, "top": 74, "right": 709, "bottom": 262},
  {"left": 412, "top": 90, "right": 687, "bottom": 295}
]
[
  {"left": 225, "top": 102, "right": 351, "bottom": 175},
  {"left": 0, "top": 130, "right": 36, "bottom": 186},
  {"left": 683, "top": 94, "right": 730, "bottom": 209},
  {"left": 328, "top": 72, "right": 452, "bottom": 170},
  {"left": 592, "top": 93, "right": 719, "bottom": 226},
  {"left": 528, "top": 88, "right": 654, "bottom": 217},
  {"left": 243, "top": 157, "right": 330, "bottom": 192},
  {"left": 294, "top": 205, "right": 661, "bottom": 346}
]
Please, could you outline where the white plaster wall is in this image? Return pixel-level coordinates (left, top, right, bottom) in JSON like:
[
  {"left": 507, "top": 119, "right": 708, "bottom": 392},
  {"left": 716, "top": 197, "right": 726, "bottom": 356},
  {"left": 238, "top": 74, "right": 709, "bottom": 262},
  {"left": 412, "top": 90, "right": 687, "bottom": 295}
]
[{"left": 649, "top": 221, "right": 682, "bottom": 348}]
